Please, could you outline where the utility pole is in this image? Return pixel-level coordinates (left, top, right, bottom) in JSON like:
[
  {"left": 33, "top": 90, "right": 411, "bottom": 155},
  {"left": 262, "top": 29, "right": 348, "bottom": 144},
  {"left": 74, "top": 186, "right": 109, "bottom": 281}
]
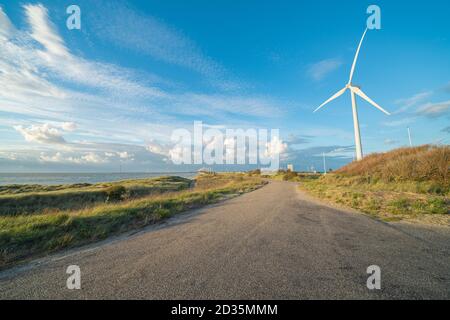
[
  {"left": 407, "top": 127, "right": 413, "bottom": 147},
  {"left": 323, "top": 153, "right": 327, "bottom": 175}
]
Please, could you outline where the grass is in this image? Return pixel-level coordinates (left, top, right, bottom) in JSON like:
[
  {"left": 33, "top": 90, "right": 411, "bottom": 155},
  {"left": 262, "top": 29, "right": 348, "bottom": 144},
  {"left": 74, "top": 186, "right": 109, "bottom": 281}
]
[
  {"left": 0, "top": 176, "right": 192, "bottom": 216},
  {"left": 335, "top": 144, "right": 449, "bottom": 187},
  {"left": 265, "top": 170, "right": 320, "bottom": 182},
  {"left": 297, "top": 145, "right": 449, "bottom": 225},
  {"left": 0, "top": 173, "right": 266, "bottom": 269}
]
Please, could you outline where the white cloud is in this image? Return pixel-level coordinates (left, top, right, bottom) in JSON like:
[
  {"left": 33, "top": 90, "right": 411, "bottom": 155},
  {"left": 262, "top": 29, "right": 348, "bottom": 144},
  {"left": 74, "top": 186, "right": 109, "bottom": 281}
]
[
  {"left": 382, "top": 117, "right": 417, "bottom": 127},
  {"left": 384, "top": 139, "right": 398, "bottom": 145},
  {"left": 117, "top": 151, "right": 134, "bottom": 160},
  {"left": 0, "top": 5, "right": 14, "bottom": 39},
  {"left": 19, "top": 5, "right": 165, "bottom": 98},
  {"left": 416, "top": 100, "right": 450, "bottom": 118},
  {"left": 0, "top": 152, "right": 18, "bottom": 160},
  {"left": 168, "top": 145, "right": 191, "bottom": 164},
  {"left": 146, "top": 140, "right": 170, "bottom": 157},
  {"left": 394, "top": 91, "right": 433, "bottom": 114},
  {"left": 39, "top": 152, "right": 65, "bottom": 163},
  {"left": 81, "top": 152, "right": 108, "bottom": 164},
  {"left": 174, "top": 93, "right": 281, "bottom": 118},
  {"left": 39, "top": 151, "right": 108, "bottom": 164},
  {"left": 24, "top": 4, "right": 69, "bottom": 57},
  {"left": 14, "top": 123, "right": 66, "bottom": 144},
  {"left": 308, "top": 58, "right": 343, "bottom": 81},
  {"left": 0, "top": 3, "right": 286, "bottom": 171},
  {"left": 89, "top": 2, "right": 228, "bottom": 83},
  {"left": 0, "top": 5, "right": 279, "bottom": 124},
  {"left": 61, "top": 122, "right": 77, "bottom": 131},
  {"left": 265, "top": 136, "right": 287, "bottom": 157}
]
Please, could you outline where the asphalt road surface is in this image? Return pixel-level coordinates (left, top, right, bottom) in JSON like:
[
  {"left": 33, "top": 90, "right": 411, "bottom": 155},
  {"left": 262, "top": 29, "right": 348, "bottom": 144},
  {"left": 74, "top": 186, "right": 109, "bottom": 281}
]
[{"left": 1, "top": 181, "right": 449, "bottom": 299}]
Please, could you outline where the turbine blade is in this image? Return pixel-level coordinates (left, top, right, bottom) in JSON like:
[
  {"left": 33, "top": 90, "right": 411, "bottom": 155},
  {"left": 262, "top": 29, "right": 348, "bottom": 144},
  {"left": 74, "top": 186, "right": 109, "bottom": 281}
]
[
  {"left": 313, "top": 87, "right": 347, "bottom": 113},
  {"left": 350, "top": 86, "right": 391, "bottom": 115},
  {"left": 348, "top": 28, "right": 368, "bottom": 84}
]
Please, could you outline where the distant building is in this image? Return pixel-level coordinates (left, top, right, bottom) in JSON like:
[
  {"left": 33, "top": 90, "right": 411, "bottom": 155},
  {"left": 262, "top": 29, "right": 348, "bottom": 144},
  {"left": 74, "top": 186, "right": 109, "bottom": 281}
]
[{"left": 287, "top": 164, "right": 294, "bottom": 172}]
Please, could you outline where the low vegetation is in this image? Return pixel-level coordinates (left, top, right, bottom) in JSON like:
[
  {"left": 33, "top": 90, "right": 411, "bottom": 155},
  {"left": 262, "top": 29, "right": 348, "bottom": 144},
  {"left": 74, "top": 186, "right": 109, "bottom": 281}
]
[
  {"left": 0, "top": 176, "right": 192, "bottom": 216},
  {"left": 298, "top": 145, "right": 449, "bottom": 224},
  {"left": 0, "top": 173, "right": 265, "bottom": 269},
  {"left": 267, "top": 170, "right": 320, "bottom": 182}
]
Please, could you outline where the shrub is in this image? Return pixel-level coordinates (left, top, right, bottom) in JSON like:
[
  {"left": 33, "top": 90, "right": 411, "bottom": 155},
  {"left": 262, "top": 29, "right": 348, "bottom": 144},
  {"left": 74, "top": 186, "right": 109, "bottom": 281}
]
[
  {"left": 105, "top": 185, "right": 127, "bottom": 202},
  {"left": 248, "top": 169, "right": 261, "bottom": 176},
  {"left": 426, "top": 198, "right": 448, "bottom": 215},
  {"left": 283, "top": 171, "right": 298, "bottom": 181}
]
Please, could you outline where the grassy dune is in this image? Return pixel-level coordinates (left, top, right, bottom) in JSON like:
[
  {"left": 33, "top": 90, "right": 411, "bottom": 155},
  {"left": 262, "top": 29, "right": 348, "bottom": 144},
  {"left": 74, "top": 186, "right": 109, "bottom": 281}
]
[
  {"left": 0, "top": 176, "right": 192, "bottom": 216},
  {"left": 0, "top": 173, "right": 265, "bottom": 269},
  {"left": 298, "top": 145, "right": 449, "bottom": 224}
]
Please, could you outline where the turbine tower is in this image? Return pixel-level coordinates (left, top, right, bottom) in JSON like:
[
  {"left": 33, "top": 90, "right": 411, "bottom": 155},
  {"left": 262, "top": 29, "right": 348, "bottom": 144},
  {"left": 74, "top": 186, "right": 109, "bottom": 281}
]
[
  {"left": 314, "top": 28, "right": 390, "bottom": 161},
  {"left": 407, "top": 127, "right": 413, "bottom": 147}
]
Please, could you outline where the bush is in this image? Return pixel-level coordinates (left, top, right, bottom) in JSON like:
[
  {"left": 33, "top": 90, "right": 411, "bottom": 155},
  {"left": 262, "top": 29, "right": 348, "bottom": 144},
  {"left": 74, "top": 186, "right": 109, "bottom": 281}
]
[
  {"left": 283, "top": 171, "right": 298, "bottom": 181},
  {"left": 105, "top": 185, "right": 127, "bottom": 202},
  {"left": 247, "top": 169, "right": 261, "bottom": 176}
]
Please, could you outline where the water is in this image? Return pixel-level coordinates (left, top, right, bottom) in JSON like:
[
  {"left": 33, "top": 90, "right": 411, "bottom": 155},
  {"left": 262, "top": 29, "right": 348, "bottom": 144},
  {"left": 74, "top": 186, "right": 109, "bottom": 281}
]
[{"left": 0, "top": 172, "right": 197, "bottom": 186}]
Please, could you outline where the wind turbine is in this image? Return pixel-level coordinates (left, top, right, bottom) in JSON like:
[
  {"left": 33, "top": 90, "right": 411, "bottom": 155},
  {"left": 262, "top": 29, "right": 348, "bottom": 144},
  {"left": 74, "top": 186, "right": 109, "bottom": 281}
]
[
  {"left": 407, "top": 127, "right": 413, "bottom": 147},
  {"left": 314, "top": 28, "right": 390, "bottom": 161}
]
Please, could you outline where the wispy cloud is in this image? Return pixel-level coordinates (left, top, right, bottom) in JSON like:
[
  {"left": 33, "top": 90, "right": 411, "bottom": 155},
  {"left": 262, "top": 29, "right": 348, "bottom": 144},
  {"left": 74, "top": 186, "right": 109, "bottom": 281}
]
[
  {"left": 87, "top": 1, "right": 239, "bottom": 90},
  {"left": 382, "top": 117, "right": 417, "bottom": 127},
  {"left": 394, "top": 91, "right": 433, "bottom": 114},
  {"left": 308, "top": 58, "right": 343, "bottom": 81},
  {"left": 384, "top": 138, "right": 398, "bottom": 145},
  {"left": 283, "top": 145, "right": 354, "bottom": 170},
  {"left": 39, "top": 151, "right": 109, "bottom": 164},
  {"left": 0, "top": 5, "right": 279, "bottom": 126},
  {"left": 0, "top": 3, "right": 285, "bottom": 171},
  {"left": 23, "top": 4, "right": 165, "bottom": 97},
  {"left": 442, "top": 82, "right": 450, "bottom": 94},
  {"left": 416, "top": 100, "right": 450, "bottom": 118},
  {"left": 285, "top": 134, "right": 313, "bottom": 145}
]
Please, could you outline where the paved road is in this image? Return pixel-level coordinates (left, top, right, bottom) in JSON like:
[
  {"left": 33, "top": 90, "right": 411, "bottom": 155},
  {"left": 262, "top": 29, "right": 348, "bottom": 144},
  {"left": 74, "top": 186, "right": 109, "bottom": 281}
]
[{"left": 1, "top": 181, "right": 449, "bottom": 299}]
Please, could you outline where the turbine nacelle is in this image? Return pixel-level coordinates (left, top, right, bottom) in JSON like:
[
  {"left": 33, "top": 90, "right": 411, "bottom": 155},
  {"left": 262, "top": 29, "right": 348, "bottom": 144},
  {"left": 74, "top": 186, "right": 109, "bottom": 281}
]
[{"left": 313, "top": 84, "right": 390, "bottom": 116}]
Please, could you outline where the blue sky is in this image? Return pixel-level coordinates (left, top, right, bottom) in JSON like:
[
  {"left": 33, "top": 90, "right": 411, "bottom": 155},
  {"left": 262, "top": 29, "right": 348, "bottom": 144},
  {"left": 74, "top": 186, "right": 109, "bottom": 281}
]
[{"left": 0, "top": 0, "right": 449, "bottom": 172}]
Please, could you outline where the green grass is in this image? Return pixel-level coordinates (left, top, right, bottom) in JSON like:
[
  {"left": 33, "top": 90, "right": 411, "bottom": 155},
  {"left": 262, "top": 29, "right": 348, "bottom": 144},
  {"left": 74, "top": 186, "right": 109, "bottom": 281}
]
[
  {"left": 265, "top": 170, "right": 321, "bottom": 182},
  {"left": 298, "top": 174, "right": 449, "bottom": 223},
  {"left": 0, "top": 173, "right": 265, "bottom": 269},
  {"left": 295, "top": 146, "right": 449, "bottom": 224},
  {"left": 0, "top": 176, "right": 192, "bottom": 216}
]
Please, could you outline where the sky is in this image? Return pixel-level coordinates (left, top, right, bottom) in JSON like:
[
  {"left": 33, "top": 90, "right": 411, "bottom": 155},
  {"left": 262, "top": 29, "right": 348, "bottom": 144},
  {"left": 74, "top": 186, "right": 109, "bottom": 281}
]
[{"left": 0, "top": 0, "right": 449, "bottom": 172}]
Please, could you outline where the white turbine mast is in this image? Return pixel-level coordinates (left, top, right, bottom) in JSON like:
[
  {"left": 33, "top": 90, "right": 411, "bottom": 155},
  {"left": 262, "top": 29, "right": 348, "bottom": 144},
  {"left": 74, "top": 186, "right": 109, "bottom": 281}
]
[
  {"left": 407, "top": 127, "right": 413, "bottom": 147},
  {"left": 314, "top": 28, "right": 390, "bottom": 161}
]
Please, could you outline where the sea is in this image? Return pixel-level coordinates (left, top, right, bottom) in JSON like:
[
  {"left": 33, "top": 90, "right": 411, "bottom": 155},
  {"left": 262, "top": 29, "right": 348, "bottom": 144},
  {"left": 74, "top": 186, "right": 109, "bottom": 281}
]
[{"left": 0, "top": 172, "right": 198, "bottom": 186}]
